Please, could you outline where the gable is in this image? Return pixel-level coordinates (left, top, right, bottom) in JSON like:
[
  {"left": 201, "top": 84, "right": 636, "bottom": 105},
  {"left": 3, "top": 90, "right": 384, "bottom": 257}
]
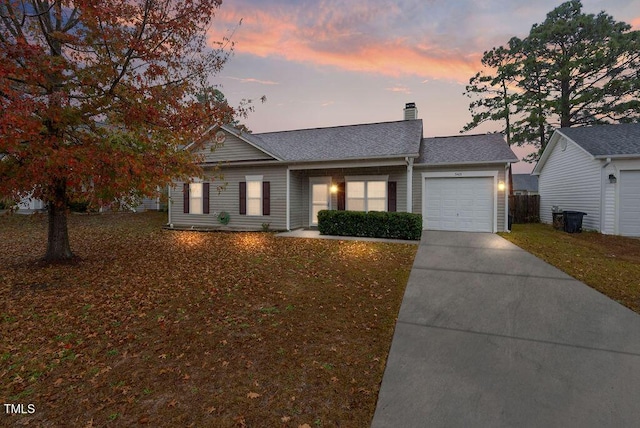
[{"left": 192, "top": 130, "right": 277, "bottom": 163}]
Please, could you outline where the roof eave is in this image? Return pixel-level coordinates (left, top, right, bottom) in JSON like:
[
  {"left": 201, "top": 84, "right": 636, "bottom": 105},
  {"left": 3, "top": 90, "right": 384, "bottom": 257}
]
[
  {"left": 594, "top": 154, "right": 640, "bottom": 160},
  {"left": 285, "top": 153, "right": 419, "bottom": 163},
  {"left": 415, "top": 159, "right": 517, "bottom": 167}
]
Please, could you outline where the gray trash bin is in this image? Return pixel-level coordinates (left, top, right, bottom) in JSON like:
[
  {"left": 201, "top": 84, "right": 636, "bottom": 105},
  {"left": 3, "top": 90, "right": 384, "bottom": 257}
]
[{"left": 563, "top": 211, "right": 586, "bottom": 233}]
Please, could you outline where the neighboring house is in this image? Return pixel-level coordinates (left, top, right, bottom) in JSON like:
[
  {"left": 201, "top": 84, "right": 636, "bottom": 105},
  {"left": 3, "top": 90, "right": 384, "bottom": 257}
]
[
  {"left": 168, "top": 103, "right": 518, "bottom": 233},
  {"left": 17, "top": 194, "right": 46, "bottom": 212},
  {"left": 512, "top": 174, "right": 539, "bottom": 195},
  {"left": 533, "top": 123, "right": 640, "bottom": 237}
]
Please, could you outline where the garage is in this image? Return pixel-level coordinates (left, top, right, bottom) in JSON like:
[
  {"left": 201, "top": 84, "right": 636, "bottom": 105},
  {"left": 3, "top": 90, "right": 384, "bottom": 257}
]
[
  {"left": 423, "top": 176, "right": 494, "bottom": 232},
  {"left": 619, "top": 170, "right": 640, "bottom": 237}
]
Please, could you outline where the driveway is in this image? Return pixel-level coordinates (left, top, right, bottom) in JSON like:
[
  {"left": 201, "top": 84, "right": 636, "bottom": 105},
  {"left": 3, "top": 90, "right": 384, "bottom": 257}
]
[{"left": 372, "top": 231, "right": 640, "bottom": 427}]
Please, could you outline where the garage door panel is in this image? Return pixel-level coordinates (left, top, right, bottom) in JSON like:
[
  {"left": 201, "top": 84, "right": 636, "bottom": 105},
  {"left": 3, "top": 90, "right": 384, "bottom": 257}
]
[
  {"left": 424, "top": 177, "right": 494, "bottom": 232},
  {"left": 619, "top": 171, "right": 640, "bottom": 237}
]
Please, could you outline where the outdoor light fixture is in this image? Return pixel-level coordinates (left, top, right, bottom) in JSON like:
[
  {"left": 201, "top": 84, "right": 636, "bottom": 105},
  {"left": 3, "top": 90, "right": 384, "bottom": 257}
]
[
  {"left": 609, "top": 174, "right": 617, "bottom": 184},
  {"left": 330, "top": 184, "right": 338, "bottom": 193},
  {"left": 498, "top": 181, "right": 506, "bottom": 191}
]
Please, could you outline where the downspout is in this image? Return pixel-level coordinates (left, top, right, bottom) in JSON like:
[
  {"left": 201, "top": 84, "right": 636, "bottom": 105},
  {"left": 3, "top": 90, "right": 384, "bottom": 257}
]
[
  {"left": 286, "top": 168, "right": 290, "bottom": 230},
  {"left": 505, "top": 163, "right": 510, "bottom": 232},
  {"left": 600, "top": 158, "right": 611, "bottom": 234},
  {"left": 406, "top": 157, "right": 413, "bottom": 213}
]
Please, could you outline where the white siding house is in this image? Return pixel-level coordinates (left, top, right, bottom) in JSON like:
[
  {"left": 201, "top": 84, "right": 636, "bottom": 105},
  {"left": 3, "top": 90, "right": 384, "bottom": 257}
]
[{"left": 533, "top": 124, "right": 640, "bottom": 236}]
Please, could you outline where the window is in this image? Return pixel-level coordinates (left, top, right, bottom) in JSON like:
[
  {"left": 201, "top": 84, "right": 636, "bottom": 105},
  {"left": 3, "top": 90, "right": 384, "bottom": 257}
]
[
  {"left": 190, "top": 183, "right": 203, "bottom": 214},
  {"left": 183, "top": 181, "right": 209, "bottom": 214},
  {"left": 346, "top": 181, "right": 365, "bottom": 211},
  {"left": 246, "top": 179, "right": 262, "bottom": 216},
  {"left": 346, "top": 177, "right": 387, "bottom": 212},
  {"left": 239, "top": 177, "right": 270, "bottom": 216}
]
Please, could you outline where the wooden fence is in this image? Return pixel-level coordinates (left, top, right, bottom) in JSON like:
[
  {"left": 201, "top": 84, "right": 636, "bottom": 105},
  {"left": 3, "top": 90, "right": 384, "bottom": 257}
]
[{"left": 509, "top": 195, "right": 540, "bottom": 224}]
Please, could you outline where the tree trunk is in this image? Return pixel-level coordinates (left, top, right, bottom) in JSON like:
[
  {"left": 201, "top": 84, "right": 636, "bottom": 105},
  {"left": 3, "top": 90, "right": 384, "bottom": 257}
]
[
  {"left": 560, "top": 77, "right": 571, "bottom": 128},
  {"left": 45, "top": 180, "right": 74, "bottom": 262}
]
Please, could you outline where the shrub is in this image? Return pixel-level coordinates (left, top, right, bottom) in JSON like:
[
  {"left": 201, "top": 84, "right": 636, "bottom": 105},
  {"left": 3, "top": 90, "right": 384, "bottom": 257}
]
[
  {"left": 317, "top": 210, "right": 422, "bottom": 240},
  {"left": 68, "top": 200, "right": 90, "bottom": 212}
]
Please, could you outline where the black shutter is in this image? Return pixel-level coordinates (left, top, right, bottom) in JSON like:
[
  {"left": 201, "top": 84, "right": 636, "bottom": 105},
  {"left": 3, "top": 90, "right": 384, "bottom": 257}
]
[
  {"left": 337, "top": 182, "right": 345, "bottom": 210},
  {"left": 388, "top": 181, "right": 397, "bottom": 212},
  {"left": 263, "top": 181, "right": 270, "bottom": 216},
  {"left": 239, "top": 182, "right": 246, "bottom": 215},
  {"left": 183, "top": 183, "right": 189, "bottom": 214},
  {"left": 203, "top": 183, "right": 210, "bottom": 214}
]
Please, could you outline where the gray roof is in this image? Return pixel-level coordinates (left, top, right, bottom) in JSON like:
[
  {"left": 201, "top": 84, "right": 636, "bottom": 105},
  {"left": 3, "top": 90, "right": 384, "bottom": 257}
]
[
  {"left": 512, "top": 174, "right": 538, "bottom": 192},
  {"left": 559, "top": 123, "right": 640, "bottom": 157},
  {"left": 418, "top": 133, "right": 518, "bottom": 164},
  {"left": 244, "top": 119, "right": 423, "bottom": 162}
]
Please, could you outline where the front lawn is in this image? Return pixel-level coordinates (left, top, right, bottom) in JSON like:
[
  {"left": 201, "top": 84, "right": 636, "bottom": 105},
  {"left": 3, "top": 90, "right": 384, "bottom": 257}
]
[
  {"left": 500, "top": 223, "right": 640, "bottom": 314},
  {"left": 0, "top": 212, "right": 417, "bottom": 427}
]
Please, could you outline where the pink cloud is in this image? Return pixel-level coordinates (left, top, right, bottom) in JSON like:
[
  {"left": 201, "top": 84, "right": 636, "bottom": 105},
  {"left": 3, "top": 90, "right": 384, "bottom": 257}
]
[
  {"left": 224, "top": 76, "right": 279, "bottom": 85},
  {"left": 631, "top": 16, "right": 640, "bottom": 30},
  {"left": 385, "top": 84, "right": 412, "bottom": 94},
  {"left": 210, "top": 4, "right": 480, "bottom": 82}
]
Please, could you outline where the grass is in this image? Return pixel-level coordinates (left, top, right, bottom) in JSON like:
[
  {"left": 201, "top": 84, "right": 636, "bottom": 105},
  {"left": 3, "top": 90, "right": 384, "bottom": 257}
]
[
  {"left": 500, "top": 223, "right": 640, "bottom": 314},
  {"left": 0, "top": 212, "right": 417, "bottom": 427}
]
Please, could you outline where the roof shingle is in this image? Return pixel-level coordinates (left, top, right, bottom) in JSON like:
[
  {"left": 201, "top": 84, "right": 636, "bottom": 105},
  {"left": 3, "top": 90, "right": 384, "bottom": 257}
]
[
  {"left": 418, "top": 133, "right": 518, "bottom": 164},
  {"left": 559, "top": 123, "right": 640, "bottom": 157},
  {"left": 245, "top": 119, "right": 423, "bottom": 162},
  {"left": 512, "top": 174, "right": 538, "bottom": 192}
]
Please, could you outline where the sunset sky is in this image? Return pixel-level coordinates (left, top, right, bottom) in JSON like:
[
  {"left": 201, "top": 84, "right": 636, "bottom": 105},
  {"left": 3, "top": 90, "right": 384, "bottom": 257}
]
[{"left": 208, "top": 0, "right": 640, "bottom": 173}]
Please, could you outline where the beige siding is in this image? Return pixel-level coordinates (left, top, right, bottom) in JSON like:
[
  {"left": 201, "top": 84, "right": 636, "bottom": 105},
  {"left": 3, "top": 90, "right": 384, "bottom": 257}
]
[
  {"left": 538, "top": 137, "right": 601, "bottom": 231},
  {"left": 289, "top": 170, "right": 304, "bottom": 229},
  {"left": 413, "top": 164, "right": 508, "bottom": 232},
  {"left": 292, "top": 166, "right": 408, "bottom": 228},
  {"left": 170, "top": 164, "right": 287, "bottom": 230},
  {"left": 193, "top": 132, "right": 275, "bottom": 163}
]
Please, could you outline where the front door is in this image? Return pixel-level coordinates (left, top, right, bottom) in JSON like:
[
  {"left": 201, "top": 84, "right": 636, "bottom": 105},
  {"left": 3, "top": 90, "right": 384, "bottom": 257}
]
[{"left": 310, "top": 178, "right": 331, "bottom": 226}]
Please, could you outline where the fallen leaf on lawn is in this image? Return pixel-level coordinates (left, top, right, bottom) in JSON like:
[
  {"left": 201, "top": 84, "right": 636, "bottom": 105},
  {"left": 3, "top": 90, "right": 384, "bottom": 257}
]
[
  {"left": 54, "top": 378, "right": 63, "bottom": 386},
  {"left": 281, "top": 416, "right": 291, "bottom": 422},
  {"left": 247, "top": 392, "right": 260, "bottom": 399},
  {"left": 206, "top": 406, "right": 216, "bottom": 414},
  {"left": 298, "top": 424, "right": 311, "bottom": 428},
  {"left": 167, "top": 399, "right": 177, "bottom": 407}
]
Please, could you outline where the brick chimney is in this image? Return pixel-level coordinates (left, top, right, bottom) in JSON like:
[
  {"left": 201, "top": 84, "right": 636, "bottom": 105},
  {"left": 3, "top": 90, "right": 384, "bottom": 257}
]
[{"left": 403, "top": 102, "right": 418, "bottom": 120}]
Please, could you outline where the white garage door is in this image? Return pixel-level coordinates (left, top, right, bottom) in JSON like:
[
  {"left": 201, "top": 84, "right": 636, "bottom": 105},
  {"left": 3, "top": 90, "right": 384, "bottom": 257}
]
[
  {"left": 619, "top": 170, "right": 640, "bottom": 237},
  {"left": 424, "top": 177, "right": 494, "bottom": 232}
]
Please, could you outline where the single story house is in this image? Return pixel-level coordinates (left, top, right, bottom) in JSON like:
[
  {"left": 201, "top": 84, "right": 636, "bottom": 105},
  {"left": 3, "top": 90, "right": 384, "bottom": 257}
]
[
  {"left": 512, "top": 174, "right": 538, "bottom": 195},
  {"left": 168, "top": 103, "right": 518, "bottom": 233},
  {"left": 533, "top": 123, "right": 640, "bottom": 237}
]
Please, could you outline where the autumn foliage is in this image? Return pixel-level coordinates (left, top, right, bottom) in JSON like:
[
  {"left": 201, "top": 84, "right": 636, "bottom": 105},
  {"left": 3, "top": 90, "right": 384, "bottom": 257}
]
[
  {"left": 0, "top": 212, "right": 417, "bottom": 426},
  {"left": 0, "top": 0, "right": 233, "bottom": 260}
]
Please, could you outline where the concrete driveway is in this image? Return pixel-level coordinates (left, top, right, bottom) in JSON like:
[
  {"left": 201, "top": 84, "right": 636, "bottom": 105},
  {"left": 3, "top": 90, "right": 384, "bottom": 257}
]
[{"left": 372, "top": 231, "right": 640, "bottom": 428}]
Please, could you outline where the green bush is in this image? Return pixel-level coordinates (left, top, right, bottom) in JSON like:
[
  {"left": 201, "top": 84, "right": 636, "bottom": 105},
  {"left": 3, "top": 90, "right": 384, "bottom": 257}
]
[
  {"left": 317, "top": 210, "right": 422, "bottom": 240},
  {"left": 68, "top": 200, "right": 90, "bottom": 212}
]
